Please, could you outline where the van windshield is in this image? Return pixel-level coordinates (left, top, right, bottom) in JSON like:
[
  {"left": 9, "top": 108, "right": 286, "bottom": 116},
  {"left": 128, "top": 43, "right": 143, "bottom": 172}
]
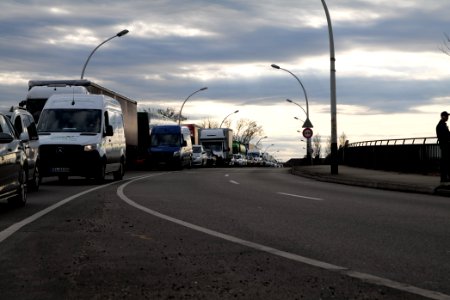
[
  {"left": 37, "top": 109, "right": 102, "bottom": 133},
  {"left": 150, "top": 133, "right": 180, "bottom": 147}
]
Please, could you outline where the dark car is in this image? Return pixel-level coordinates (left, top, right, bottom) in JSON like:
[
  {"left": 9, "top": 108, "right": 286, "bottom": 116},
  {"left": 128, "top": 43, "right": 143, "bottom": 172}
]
[
  {"left": 0, "top": 112, "right": 28, "bottom": 206},
  {"left": 5, "top": 107, "right": 40, "bottom": 191}
]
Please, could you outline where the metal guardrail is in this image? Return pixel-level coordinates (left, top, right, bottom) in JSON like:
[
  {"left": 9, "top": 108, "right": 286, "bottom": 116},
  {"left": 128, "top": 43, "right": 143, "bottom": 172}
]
[{"left": 341, "top": 137, "right": 440, "bottom": 174}]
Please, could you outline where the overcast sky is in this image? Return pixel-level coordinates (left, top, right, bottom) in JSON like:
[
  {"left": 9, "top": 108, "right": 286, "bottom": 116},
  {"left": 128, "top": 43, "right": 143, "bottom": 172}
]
[{"left": 1, "top": 0, "right": 450, "bottom": 161}]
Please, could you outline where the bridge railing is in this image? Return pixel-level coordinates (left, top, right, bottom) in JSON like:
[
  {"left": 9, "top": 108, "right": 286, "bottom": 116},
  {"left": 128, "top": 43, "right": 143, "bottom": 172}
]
[{"left": 340, "top": 137, "right": 440, "bottom": 174}]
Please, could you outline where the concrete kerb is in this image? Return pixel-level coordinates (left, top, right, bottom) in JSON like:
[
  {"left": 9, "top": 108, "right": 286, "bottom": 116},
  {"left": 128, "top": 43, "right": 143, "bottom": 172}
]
[{"left": 290, "top": 165, "right": 443, "bottom": 196}]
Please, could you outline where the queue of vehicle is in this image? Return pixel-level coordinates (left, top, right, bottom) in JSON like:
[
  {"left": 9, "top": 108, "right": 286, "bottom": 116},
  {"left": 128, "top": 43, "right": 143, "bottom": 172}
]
[{"left": 0, "top": 78, "right": 281, "bottom": 207}]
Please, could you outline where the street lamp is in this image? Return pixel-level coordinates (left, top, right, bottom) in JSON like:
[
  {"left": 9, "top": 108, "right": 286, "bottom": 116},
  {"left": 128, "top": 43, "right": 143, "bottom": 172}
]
[
  {"left": 219, "top": 110, "right": 239, "bottom": 128},
  {"left": 263, "top": 143, "right": 275, "bottom": 154},
  {"left": 255, "top": 136, "right": 268, "bottom": 148},
  {"left": 178, "top": 87, "right": 208, "bottom": 125},
  {"left": 80, "top": 29, "right": 129, "bottom": 79},
  {"left": 272, "top": 64, "right": 313, "bottom": 164},
  {"left": 321, "top": 0, "right": 338, "bottom": 174},
  {"left": 285, "top": 98, "right": 313, "bottom": 163}
]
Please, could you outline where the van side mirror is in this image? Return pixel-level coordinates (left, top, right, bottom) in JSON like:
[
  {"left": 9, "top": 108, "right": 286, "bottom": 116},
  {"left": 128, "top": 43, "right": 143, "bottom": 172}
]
[{"left": 105, "top": 125, "right": 114, "bottom": 136}]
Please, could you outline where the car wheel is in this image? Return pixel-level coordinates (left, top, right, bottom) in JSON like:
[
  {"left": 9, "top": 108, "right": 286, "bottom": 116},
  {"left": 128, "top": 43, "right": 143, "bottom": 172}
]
[
  {"left": 29, "top": 163, "right": 40, "bottom": 192},
  {"left": 9, "top": 168, "right": 27, "bottom": 207},
  {"left": 113, "top": 160, "right": 125, "bottom": 181}
]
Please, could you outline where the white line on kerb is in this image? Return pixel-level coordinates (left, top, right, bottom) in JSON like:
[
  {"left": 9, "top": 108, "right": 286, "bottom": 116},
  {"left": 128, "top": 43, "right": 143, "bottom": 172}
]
[
  {"left": 277, "top": 192, "right": 323, "bottom": 201},
  {"left": 117, "top": 174, "right": 450, "bottom": 300}
]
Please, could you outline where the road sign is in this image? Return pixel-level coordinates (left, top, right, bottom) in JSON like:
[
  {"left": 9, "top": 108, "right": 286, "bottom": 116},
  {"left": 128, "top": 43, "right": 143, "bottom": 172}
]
[{"left": 302, "top": 127, "right": 313, "bottom": 139}]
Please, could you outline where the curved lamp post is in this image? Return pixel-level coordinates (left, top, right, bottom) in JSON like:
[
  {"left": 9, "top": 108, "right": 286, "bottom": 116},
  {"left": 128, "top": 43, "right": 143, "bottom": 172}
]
[
  {"left": 255, "top": 135, "right": 268, "bottom": 148},
  {"left": 178, "top": 87, "right": 208, "bottom": 125},
  {"left": 272, "top": 64, "right": 313, "bottom": 164},
  {"left": 272, "top": 64, "right": 313, "bottom": 129},
  {"left": 80, "top": 29, "right": 129, "bottom": 79},
  {"left": 219, "top": 110, "right": 239, "bottom": 128},
  {"left": 321, "top": 0, "right": 338, "bottom": 174}
]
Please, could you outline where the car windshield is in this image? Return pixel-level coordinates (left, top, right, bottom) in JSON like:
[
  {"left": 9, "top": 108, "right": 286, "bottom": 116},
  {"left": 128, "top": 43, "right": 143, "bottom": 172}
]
[
  {"left": 150, "top": 133, "right": 180, "bottom": 147},
  {"left": 193, "top": 147, "right": 202, "bottom": 153},
  {"left": 37, "top": 109, "right": 101, "bottom": 133}
]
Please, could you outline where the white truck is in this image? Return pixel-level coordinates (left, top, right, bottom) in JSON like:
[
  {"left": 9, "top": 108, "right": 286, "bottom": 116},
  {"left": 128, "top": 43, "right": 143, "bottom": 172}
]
[
  {"left": 199, "top": 128, "right": 233, "bottom": 166},
  {"left": 36, "top": 94, "right": 126, "bottom": 182}
]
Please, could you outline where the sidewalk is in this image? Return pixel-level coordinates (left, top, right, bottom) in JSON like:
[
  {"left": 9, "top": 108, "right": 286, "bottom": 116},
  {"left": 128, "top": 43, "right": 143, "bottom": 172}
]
[{"left": 291, "top": 165, "right": 449, "bottom": 196}]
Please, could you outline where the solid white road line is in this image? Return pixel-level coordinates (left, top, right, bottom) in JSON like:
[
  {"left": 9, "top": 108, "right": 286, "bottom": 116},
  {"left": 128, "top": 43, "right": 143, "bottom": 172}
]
[
  {"left": 117, "top": 174, "right": 450, "bottom": 300},
  {"left": 0, "top": 174, "right": 150, "bottom": 244},
  {"left": 277, "top": 192, "right": 323, "bottom": 201}
]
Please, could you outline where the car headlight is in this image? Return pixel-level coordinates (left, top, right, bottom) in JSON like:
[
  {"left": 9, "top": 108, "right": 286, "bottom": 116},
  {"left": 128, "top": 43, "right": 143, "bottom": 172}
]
[
  {"left": 84, "top": 144, "right": 99, "bottom": 152},
  {"left": 173, "top": 151, "right": 181, "bottom": 157}
]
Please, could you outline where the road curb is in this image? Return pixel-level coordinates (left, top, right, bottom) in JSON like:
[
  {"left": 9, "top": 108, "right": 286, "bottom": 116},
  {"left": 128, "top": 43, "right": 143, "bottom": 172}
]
[{"left": 290, "top": 168, "right": 440, "bottom": 196}]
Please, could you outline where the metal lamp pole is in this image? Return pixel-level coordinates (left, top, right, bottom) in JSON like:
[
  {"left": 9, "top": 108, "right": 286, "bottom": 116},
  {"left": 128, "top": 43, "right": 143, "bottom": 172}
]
[
  {"left": 80, "top": 29, "right": 129, "bottom": 79},
  {"left": 321, "top": 0, "right": 338, "bottom": 174},
  {"left": 178, "top": 87, "right": 208, "bottom": 125},
  {"left": 272, "top": 64, "right": 313, "bottom": 164},
  {"left": 255, "top": 136, "right": 268, "bottom": 149},
  {"left": 219, "top": 110, "right": 239, "bottom": 128}
]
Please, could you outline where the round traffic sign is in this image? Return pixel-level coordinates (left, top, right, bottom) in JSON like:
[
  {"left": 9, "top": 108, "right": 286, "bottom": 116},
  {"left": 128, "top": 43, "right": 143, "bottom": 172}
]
[{"left": 302, "top": 127, "right": 313, "bottom": 139}]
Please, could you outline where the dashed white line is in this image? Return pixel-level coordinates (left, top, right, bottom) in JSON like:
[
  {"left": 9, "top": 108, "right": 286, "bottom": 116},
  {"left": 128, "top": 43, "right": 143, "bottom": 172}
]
[
  {"left": 277, "top": 192, "right": 323, "bottom": 201},
  {"left": 117, "top": 174, "right": 450, "bottom": 300},
  {"left": 229, "top": 180, "right": 240, "bottom": 185}
]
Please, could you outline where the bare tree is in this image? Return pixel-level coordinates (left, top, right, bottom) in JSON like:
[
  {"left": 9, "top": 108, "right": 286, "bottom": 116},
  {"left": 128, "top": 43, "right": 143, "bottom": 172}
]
[
  {"left": 233, "top": 119, "right": 264, "bottom": 145},
  {"left": 439, "top": 33, "right": 450, "bottom": 56},
  {"left": 339, "top": 132, "right": 348, "bottom": 148},
  {"left": 312, "top": 134, "right": 322, "bottom": 159},
  {"left": 325, "top": 136, "right": 332, "bottom": 157},
  {"left": 199, "top": 118, "right": 219, "bottom": 129}
]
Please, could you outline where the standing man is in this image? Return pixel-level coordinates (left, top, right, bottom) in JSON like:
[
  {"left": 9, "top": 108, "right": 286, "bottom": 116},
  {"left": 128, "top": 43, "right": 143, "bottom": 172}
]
[{"left": 436, "top": 111, "right": 450, "bottom": 183}]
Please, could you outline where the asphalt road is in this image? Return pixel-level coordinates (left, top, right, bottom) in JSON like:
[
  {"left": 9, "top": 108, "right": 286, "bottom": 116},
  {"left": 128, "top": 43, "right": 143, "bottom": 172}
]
[{"left": 0, "top": 168, "right": 449, "bottom": 299}]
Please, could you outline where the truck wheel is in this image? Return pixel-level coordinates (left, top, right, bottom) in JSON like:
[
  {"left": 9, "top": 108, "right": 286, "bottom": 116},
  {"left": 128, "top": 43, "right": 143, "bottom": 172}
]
[
  {"left": 9, "top": 168, "right": 27, "bottom": 207},
  {"left": 113, "top": 160, "right": 125, "bottom": 181}
]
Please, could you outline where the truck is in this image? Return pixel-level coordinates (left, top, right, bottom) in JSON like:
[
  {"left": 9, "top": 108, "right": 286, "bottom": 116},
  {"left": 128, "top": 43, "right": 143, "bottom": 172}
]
[
  {"left": 183, "top": 123, "right": 202, "bottom": 145},
  {"left": 23, "top": 79, "right": 138, "bottom": 166},
  {"left": 199, "top": 128, "right": 233, "bottom": 166},
  {"left": 147, "top": 125, "right": 193, "bottom": 169}
]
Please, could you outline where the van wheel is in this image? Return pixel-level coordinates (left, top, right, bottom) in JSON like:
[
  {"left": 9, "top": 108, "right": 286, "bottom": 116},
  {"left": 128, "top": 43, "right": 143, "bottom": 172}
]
[
  {"left": 9, "top": 168, "right": 27, "bottom": 207},
  {"left": 113, "top": 160, "right": 125, "bottom": 181},
  {"left": 95, "top": 163, "right": 106, "bottom": 183}
]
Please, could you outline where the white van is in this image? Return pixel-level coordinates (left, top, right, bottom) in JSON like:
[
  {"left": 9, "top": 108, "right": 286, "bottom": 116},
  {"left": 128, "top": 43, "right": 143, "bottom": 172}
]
[{"left": 36, "top": 94, "right": 126, "bottom": 182}]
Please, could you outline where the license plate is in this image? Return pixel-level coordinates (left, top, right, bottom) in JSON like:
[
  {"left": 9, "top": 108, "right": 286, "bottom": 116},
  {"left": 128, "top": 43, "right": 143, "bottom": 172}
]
[{"left": 51, "top": 167, "right": 70, "bottom": 173}]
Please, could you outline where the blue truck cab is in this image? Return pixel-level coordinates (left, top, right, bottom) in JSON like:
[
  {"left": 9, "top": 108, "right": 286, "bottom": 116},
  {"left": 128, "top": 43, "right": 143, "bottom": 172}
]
[{"left": 147, "top": 125, "right": 192, "bottom": 169}]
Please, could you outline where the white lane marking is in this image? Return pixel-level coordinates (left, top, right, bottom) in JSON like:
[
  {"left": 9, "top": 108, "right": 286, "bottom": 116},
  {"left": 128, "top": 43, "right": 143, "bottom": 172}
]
[
  {"left": 277, "top": 192, "right": 323, "bottom": 201},
  {"left": 118, "top": 174, "right": 450, "bottom": 300},
  {"left": 225, "top": 174, "right": 229, "bottom": 177},
  {"left": 229, "top": 180, "right": 240, "bottom": 185},
  {"left": 0, "top": 174, "right": 149, "bottom": 244}
]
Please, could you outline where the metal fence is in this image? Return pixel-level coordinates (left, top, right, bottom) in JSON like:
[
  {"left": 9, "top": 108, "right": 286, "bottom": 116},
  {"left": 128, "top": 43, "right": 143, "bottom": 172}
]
[{"left": 340, "top": 137, "right": 441, "bottom": 174}]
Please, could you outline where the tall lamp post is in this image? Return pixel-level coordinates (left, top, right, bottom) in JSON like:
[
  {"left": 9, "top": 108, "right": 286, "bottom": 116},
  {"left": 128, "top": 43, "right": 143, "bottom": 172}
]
[
  {"left": 321, "top": 0, "right": 338, "bottom": 174},
  {"left": 255, "top": 136, "right": 268, "bottom": 148},
  {"left": 80, "top": 29, "right": 129, "bottom": 79},
  {"left": 178, "top": 87, "right": 208, "bottom": 125},
  {"left": 219, "top": 110, "right": 239, "bottom": 128},
  {"left": 272, "top": 64, "right": 313, "bottom": 164}
]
